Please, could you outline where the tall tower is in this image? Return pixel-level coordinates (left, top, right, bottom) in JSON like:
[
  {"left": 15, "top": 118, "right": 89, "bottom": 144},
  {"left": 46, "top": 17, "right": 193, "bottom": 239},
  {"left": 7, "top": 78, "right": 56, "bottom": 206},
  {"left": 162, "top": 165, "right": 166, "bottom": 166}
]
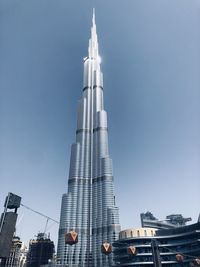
[{"left": 57, "top": 11, "right": 120, "bottom": 267}]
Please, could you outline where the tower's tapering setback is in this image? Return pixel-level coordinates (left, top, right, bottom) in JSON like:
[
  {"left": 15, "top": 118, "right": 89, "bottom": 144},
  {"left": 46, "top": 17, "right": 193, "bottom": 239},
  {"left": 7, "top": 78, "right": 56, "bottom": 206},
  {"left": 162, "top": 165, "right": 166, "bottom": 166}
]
[{"left": 57, "top": 11, "right": 120, "bottom": 267}]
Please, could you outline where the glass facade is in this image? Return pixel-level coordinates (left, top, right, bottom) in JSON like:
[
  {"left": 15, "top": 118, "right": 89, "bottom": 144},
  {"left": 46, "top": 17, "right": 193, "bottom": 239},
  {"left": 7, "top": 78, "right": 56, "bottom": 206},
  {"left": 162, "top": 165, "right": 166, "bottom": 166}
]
[{"left": 57, "top": 12, "right": 120, "bottom": 267}]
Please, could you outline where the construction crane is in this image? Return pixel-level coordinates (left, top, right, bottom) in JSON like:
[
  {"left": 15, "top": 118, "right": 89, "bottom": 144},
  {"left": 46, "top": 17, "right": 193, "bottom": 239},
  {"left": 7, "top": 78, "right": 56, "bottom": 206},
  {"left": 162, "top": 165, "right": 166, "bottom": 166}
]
[{"left": 20, "top": 203, "right": 59, "bottom": 234}]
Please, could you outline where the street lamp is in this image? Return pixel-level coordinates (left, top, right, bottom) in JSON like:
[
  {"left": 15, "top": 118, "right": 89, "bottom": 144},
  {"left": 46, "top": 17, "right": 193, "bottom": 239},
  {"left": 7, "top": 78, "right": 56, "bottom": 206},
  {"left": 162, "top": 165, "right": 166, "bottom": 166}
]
[{"left": 65, "top": 231, "right": 78, "bottom": 267}]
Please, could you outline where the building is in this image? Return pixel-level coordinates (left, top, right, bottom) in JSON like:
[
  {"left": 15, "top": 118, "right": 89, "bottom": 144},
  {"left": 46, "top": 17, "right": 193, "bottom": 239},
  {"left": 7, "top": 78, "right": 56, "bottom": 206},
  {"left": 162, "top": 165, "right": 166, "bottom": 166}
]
[
  {"left": 18, "top": 243, "right": 28, "bottom": 267},
  {"left": 140, "top": 211, "right": 192, "bottom": 229},
  {"left": 0, "top": 193, "right": 21, "bottom": 263},
  {"left": 113, "top": 221, "right": 200, "bottom": 266},
  {"left": 57, "top": 11, "right": 120, "bottom": 267},
  {"left": 5, "top": 236, "right": 22, "bottom": 267},
  {"left": 26, "top": 233, "right": 54, "bottom": 267}
]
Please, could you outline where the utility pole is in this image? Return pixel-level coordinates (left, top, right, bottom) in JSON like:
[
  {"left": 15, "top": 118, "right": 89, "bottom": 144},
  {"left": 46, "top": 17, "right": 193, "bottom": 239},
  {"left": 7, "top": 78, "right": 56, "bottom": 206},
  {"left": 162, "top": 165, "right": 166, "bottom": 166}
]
[{"left": 151, "top": 239, "right": 162, "bottom": 267}]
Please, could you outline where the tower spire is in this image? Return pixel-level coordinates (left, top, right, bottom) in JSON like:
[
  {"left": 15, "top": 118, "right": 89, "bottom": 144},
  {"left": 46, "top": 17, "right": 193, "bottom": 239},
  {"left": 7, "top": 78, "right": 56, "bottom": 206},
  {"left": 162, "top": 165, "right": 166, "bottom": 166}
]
[
  {"left": 89, "top": 8, "right": 98, "bottom": 60},
  {"left": 92, "top": 8, "right": 95, "bottom": 26}
]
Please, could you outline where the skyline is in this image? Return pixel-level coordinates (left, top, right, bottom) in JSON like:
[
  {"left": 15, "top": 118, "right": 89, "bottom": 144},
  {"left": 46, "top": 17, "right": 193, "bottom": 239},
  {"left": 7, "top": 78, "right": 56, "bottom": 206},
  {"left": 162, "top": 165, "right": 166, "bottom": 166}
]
[{"left": 0, "top": 0, "right": 200, "bottom": 247}]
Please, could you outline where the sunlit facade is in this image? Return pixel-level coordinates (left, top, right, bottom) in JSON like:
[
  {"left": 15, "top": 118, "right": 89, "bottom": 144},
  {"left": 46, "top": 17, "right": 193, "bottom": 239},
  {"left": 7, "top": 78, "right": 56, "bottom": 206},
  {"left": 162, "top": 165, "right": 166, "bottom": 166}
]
[{"left": 57, "top": 11, "right": 120, "bottom": 267}]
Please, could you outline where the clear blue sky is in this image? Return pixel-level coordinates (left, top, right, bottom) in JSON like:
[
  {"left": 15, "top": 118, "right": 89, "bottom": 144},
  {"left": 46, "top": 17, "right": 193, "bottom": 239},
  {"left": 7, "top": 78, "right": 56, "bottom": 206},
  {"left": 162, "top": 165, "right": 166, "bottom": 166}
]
[{"left": 0, "top": 0, "right": 200, "bottom": 247}]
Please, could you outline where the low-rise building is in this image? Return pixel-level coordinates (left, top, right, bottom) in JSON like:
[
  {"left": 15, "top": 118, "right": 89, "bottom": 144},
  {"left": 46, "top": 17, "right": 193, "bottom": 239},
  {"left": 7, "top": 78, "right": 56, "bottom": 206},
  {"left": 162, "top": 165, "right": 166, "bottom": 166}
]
[{"left": 113, "top": 216, "right": 200, "bottom": 266}]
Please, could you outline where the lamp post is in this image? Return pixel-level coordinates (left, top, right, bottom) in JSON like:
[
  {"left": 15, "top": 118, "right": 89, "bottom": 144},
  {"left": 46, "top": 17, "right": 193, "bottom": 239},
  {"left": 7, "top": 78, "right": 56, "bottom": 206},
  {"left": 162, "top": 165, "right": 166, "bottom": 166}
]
[
  {"left": 151, "top": 239, "right": 162, "bottom": 267},
  {"left": 101, "top": 242, "right": 112, "bottom": 267},
  {"left": 194, "top": 259, "right": 200, "bottom": 265},
  {"left": 65, "top": 231, "right": 78, "bottom": 267},
  {"left": 127, "top": 246, "right": 137, "bottom": 256},
  {"left": 101, "top": 242, "right": 112, "bottom": 255}
]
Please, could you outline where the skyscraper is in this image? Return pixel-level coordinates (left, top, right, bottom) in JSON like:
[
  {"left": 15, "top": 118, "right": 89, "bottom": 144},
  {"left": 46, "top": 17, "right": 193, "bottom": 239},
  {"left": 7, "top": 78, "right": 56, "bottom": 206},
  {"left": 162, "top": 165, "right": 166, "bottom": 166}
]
[{"left": 57, "top": 11, "right": 120, "bottom": 267}]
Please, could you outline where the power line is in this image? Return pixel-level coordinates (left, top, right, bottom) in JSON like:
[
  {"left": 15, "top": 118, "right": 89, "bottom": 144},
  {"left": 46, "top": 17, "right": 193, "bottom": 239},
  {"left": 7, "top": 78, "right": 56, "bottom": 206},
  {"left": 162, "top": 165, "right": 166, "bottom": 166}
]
[{"left": 20, "top": 203, "right": 59, "bottom": 224}]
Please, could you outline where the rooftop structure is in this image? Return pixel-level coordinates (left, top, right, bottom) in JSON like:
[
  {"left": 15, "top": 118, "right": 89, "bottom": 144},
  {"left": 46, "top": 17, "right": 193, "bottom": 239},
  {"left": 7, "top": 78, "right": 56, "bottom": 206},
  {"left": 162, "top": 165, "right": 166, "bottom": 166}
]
[{"left": 141, "top": 211, "right": 192, "bottom": 230}]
